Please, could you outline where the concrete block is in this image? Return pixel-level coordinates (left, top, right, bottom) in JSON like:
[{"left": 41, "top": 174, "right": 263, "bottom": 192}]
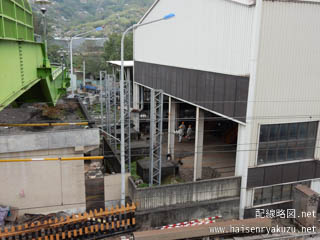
[
  {"left": 66, "top": 131, "right": 84, "bottom": 147},
  {"left": 0, "top": 161, "right": 62, "bottom": 209},
  {"left": 0, "top": 128, "right": 100, "bottom": 154},
  {"left": 7, "top": 133, "right": 49, "bottom": 152},
  {"left": 0, "top": 137, "right": 8, "bottom": 153},
  {"left": 84, "top": 129, "right": 100, "bottom": 146},
  {"left": 48, "top": 131, "right": 67, "bottom": 149},
  {"left": 293, "top": 184, "right": 319, "bottom": 227},
  {"left": 61, "top": 160, "right": 86, "bottom": 205},
  {"left": 104, "top": 173, "right": 130, "bottom": 202}
]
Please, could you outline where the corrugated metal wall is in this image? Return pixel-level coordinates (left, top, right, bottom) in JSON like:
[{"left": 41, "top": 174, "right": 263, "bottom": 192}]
[
  {"left": 247, "top": 160, "right": 320, "bottom": 188},
  {"left": 135, "top": 61, "right": 249, "bottom": 122},
  {"left": 134, "top": 0, "right": 254, "bottom": 76},
  {"left": 247, "top": 0, "right": 320, "bottom": 168},
  {"left": 253, "top": 0, "right": 320, "bottom": 122}
]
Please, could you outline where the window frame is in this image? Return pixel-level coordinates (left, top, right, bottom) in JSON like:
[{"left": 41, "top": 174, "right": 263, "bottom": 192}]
[
  {"left": 256, "top": 121, "right": 318, "bottom": 166},
  {"left": 252, "top": 181, "right": 311, "bottom": 207}
]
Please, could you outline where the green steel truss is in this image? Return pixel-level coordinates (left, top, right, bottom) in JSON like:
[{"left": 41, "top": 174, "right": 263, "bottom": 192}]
[
  {"left": 0, "top": 0, "right": 69, "bottom": 111},
  {"left": 0, "top": 0, "right": 34, "bottom": 41}
]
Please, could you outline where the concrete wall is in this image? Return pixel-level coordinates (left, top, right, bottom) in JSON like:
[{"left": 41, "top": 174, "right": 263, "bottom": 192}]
[
  {"left": 0, "top": 128, "right": 100, "bottom": 215},
  {"left": 293, "top": 185, "right": 319, "bottom": 227},
  {"left": 136, "top": 198, "right": 240, "bottom": 229},
  {"left": 104, "top": 173, "right": 130, "bottom": 207},
  {"left": 134, "top": 0, "right": 254, "bottom": 76},
  {"left": 128, "top": 176, "right": 241, "bottom": 210},
  {"left": 0, "top": 158, "right": 86, "bottom": 215},
  {"left": 0, "top": 128, "right": 100, "bottom": 154}
]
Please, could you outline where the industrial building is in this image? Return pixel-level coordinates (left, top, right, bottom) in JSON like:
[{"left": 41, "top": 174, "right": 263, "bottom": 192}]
[{"left": 132, "top": 0, "right": 320, "bottom": 219}]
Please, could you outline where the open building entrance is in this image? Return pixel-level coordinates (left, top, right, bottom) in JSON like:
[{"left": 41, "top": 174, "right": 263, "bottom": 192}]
[
  {"left": 167, "top": 100, "right": 238, "bottom": 182},
  {"left": 129, "top": 87, "right": 239, "bottom": 186}
]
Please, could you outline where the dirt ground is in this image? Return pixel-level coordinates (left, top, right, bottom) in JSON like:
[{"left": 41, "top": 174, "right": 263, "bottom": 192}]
[{"left": 0, "top": 99, "right": 87, "bottom": 135}]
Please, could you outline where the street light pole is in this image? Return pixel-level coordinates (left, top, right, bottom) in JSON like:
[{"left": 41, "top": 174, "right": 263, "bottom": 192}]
[
  {"left": 69, "top": 27, "right": 104, "bottom": 97},
  {"left": 120, "top": 13, "right": 175, "bottom": 206},
  {"left": 35, "top": 0, "right": 51, "bottom": 66}
]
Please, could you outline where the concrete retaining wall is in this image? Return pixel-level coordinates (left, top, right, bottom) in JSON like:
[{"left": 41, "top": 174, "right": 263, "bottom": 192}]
[
  {"left": 136, "top": 198, "right": 240, "bottom": 229},
  {"left": 128, "top": 176, "right": 241, "bottom": 210},
  {"left": 0, "top": 128, "right": 100, "bottom": 215},
  {"left": 0, "top": 157, "right": 86, "bottom": 215},
  {"left": 0, "top": 128, "right": 100, "bottom": 154},
  {"left": 104, "top": 173, "right": 130, "bottom": 207}
]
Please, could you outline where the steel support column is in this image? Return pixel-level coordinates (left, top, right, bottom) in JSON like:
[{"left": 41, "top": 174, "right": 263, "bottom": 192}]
[
  {"left": 149, "top": 89, "right": 164, "bottom": 186},
  {"left": 99, "top": 71, "right": 107, "bottom": 128},
  {"left": 124, "top": 78, "right": 131, "bottom": 172},
  {"left": 105, "top": 74, "right": 112, "bottom": 135}
]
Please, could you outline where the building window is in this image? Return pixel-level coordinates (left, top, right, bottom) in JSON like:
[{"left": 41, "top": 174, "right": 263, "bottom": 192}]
[
  {"left": 257, "top": 122, "right": 318, "bottom": 165},
  {"left": 253, "top": 181, "right": 311, "bottom": 206}
]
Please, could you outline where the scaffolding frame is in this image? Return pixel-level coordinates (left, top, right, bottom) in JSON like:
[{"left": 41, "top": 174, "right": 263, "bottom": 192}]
[
  {"left": 99, "top": 71, "right": 107, "bottom": 128},
  {"left": 124, "top": 78, "right": 131, "bottom": 172},
  {"left": 103, "top": 67, "right": 131, "bottom": 172},
  {"left": 149, "top": 89, "right": 164, "bottom": 186},
  {"left": 105, "top": 74, "right": 111, "bottom": 134},
  {"left": 105, "top": 74, "right": 118, "bottom": 150}
]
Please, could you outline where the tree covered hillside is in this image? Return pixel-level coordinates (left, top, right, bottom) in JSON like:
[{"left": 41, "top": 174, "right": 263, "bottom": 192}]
[{"left": 30, "top": 0, "right": 154, "bottom": 37}]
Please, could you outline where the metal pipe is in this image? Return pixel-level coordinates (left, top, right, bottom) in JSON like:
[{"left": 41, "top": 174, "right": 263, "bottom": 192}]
[
  {"left": 83, "top": 59, "right": 86, "bottom": 88},
  {"left": 70, "top": 37, "right": 74, "bottom": 96},
  {"left": 120, "top": 27, "right": 130, "bottom": 206},
  {"left": 100, "top": 129, "right": 120, "bottom": 142},
  {"left": 0, "top": 122, "right": 89, "bottom": 127},
  {"left": 0, "top": 156, "right": 104, "bottom": 163},
  {"left": 100, "top": 71, "right": 104, "bottom": 127}
]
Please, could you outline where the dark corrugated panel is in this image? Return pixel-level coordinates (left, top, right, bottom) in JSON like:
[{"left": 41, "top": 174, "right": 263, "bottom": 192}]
[
  {"left": 282, "top": 163, "right": 300, "bottom": 183},
  {"left": 247, "top": 160, "right": 319, "bottom": 188},
  {"left": 247, "top": 168, "right": 264, "bottom": 188},
  {"left": 264, "top": 166, "right": 282, "bottom": 186},
  {"left": 134, "top": 61, "right": 249, "bottom": 122},
  {"left": 299, "top": 161, "right": 316, "bottom": 180},
  {"left": 315, "top": 161, "right": 320, "bottom": 178}
]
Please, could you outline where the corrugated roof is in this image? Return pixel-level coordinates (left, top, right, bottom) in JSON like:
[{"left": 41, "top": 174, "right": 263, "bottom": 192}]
[{"left": 107, "top": 61, "right": 134, "bottom": 67}]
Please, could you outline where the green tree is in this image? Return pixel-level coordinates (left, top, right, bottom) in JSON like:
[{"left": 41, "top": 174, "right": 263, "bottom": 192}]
[
  {"left": 103, "top": 32, "right": 133, "bottom": 61},
  {"left": 74, "top": 55, "right": 107, "bottom": 79},
  {"left": 47, "top": 44, "right": 62, "bottom": 63}
]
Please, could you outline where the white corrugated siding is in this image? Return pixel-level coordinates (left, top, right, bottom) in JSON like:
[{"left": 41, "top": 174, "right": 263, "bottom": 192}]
[
  {"left": 247, "top": 0, "right": 320, "bottom": 167},
  {"left": 134, "top": 0, "right": 254, "bottom": 76},
  {"left": 253, "top": 0, "right": 320, "bottom": 122}
]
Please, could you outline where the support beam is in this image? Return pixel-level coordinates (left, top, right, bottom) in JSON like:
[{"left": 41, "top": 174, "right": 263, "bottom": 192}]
[
  {"left": 124, "top": 78, "right": 131, "bottom": 172},
  {"left": 235, "top": 124, "right": 250, "bottom": 218},
  {"left": 99, "top": 71, "right": 106, "bottom": 127},
  {"left": 194, "top": 107, "right": 204, "bottom": 181},
  {"left": 105, "top": 74, "right": 112, "bottom": 136},
  {"left": 132, "top": 82, "right": 140, "bottom": 132},
  {"left": 82, "top": 60, "right": 85, "bottom": 87},
  {"left": 149, "top": 89, "right": 164, "bottom": 186},
  {"left": 167, "top": 97, "right": 177, "bottom": 160}
]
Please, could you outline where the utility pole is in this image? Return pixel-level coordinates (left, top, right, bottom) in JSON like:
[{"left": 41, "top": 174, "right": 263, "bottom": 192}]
[
  {"left": 120, "top": 12, "right": 175, "bottom": 205},
  {"left": 82, "top": 60, "right": 86, "bottom": 88}
]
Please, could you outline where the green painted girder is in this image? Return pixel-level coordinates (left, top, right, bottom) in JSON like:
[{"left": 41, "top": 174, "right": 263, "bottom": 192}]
[
  {"left": 0, "top": 39, "right": 70, "bottom": 111},
  {"left": 0, "top": 0, "right": 34, "bottom": 42},
  {"left": 0, "top": 0, "right": 69, "bottom": 111}
]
